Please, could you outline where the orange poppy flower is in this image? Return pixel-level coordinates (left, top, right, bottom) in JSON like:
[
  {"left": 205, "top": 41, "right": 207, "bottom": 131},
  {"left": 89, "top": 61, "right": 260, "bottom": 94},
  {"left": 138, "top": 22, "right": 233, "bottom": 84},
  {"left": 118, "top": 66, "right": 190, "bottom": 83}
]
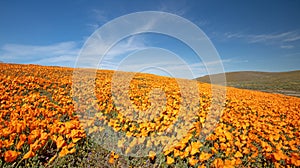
[
  {"left": 56, "top": 136, "right": 65, "bottom": 149},
  {"left": 235, "top": 158, "right": 242, "bottom": 165},
  {"left": 108, "top": 156, "right": 115, "bottom": 164},
  {"left": 72, "top": 137, "right": 81, "bottom": 143},
  {"left": 59, "top": 146, "right": 69, "bottom": 158},
  {"left": 224, "top": 159, "right": 235, "bottom": 168},
  {"left": 23, "top": 150, "right": 35, "bottom": 159},
  {"left": 16, "top": 134, "right": 27, "bottom": 150},
  {"left": 166, "top": 156, "right": 175, "bottom": 165},
  {"left": 234, "top": 151, "right": 243, "bottom": 158},
  {"left": 108, "top": 151, "right": 119, "bottom": 164},
  {"left": 273, "top": 150, "right": 287, "bottom": 161},
  {"left": 199, "top": 152, "right": 212, "bottom": 162},
  {"left": 27, "top": 134, "right": 36, "bottom": 145},
  {"left": 188, "top": 156, "right": 198, "bottom": 166},
  {"left": 4, "top": 150, "right": 20, "bottom": 163},
  {"left": 190, "top": 141, "right": 202, "bottom": 155},
  {"left": 213, "top": 158, "right": 224, "bottom": 167},
  {"left": 148, "top": 151, "right": 156, "bottom": 160}
]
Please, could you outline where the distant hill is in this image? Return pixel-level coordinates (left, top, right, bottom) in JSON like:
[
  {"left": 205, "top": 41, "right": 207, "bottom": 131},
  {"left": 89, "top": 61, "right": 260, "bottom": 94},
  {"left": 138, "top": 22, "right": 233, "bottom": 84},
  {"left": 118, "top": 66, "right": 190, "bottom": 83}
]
[{"left": 196, "top": 70, "right": 300, "bottom": 97}]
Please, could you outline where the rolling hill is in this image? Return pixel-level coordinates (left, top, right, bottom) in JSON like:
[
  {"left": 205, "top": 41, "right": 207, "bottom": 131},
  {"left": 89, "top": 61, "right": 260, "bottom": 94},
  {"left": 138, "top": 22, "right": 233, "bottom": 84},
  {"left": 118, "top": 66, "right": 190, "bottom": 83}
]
[
  {"left": 0, "top": 63, "right": 300, "bottom": 167},
  {"left": 196, "top": 70, "right": 300, "bottom": 97}
]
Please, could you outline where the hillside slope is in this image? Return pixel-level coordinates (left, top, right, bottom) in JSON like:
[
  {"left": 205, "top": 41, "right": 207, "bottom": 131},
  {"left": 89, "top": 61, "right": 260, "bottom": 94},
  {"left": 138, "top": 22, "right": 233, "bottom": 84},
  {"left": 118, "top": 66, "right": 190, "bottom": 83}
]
[
  {"left": 0, "top": 63, "right": 300, "bottom": 167},
  {"left": 196, "top": 70, "right": 300, "bottom": 97}
]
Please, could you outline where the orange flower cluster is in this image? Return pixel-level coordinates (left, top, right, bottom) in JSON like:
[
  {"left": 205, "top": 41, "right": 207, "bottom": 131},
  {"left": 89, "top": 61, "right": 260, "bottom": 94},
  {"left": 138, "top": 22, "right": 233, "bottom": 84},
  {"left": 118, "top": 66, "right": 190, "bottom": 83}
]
[
  {"left": 0, "top": 64, "right": 85, "bottom": 163},
  {"left": 0, "top": 63, "right": 299, "bottom": 167}
]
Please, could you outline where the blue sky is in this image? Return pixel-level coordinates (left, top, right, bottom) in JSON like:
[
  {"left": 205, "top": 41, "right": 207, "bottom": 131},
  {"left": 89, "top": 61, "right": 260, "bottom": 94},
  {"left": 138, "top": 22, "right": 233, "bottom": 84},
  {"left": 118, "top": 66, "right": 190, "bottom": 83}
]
[{"left": 0, "top": 0, "right": 300, "bottom": 78}]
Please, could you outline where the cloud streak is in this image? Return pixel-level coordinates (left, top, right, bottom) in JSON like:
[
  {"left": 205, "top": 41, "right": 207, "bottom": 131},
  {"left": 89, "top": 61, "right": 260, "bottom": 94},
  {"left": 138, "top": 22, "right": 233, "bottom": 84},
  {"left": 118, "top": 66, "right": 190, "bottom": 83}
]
[
  {"left": 280, "top": 45, "right": 294, "bottom": 49},
  {"left": 0, "top": 37, "right": 231, "bottom": 79},
  {"left": 157, "top": 1, "right": 188, "bottom": 17},
  {"left": 0, "top": 35, "right": 149, "bottom": 70},
  {"left": 86, "top": 9, "right": 110, "bottom": 32},
  {"left": 0, "top": 41, "right": 80, "bottom": 67},
  {"left": 223, "top": 30, "right": 300, "bottom": 46}
]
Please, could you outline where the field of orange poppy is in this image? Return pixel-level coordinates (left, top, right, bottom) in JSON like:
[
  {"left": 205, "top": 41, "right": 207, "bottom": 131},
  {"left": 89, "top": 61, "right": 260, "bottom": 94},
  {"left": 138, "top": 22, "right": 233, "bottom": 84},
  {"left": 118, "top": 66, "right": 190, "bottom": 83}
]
[{"left": 0, "top": 63, "right": 299, "bottom": 167}]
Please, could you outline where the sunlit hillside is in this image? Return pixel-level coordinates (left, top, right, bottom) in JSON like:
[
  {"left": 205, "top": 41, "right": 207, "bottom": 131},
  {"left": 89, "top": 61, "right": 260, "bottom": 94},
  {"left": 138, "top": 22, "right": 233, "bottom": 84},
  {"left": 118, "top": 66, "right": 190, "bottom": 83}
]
[
  {"left": 0, "top": 63, "right": 299, "bottom": 168},
  {"left": 197, "top": 71, "right": 300, "bottom": 97}
]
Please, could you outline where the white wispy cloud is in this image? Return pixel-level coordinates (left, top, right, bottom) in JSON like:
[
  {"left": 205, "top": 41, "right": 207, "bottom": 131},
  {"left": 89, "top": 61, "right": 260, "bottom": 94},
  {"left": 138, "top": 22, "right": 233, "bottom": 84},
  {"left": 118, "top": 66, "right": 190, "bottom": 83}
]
[
  {"left": 78, "top": 35, "right": 148, "bottom": 68},
  {"left": 157, "top": 0, "right": 209, "bottom": 31},
  {"left": 80, "top": 12, "right": 229, "bottom": 79},
  {"left": 0, "top": 37, "right": 230, "bottom": 79},
  {"left": 283, "top": 35, "right": 300, "bottom": 42},
  {"left": 280, "top": 45, "right": 294, "bottom": 49},
  {"left": 104, "top": 36, "right": 147, "bottom": 59},
  {"left": 92, "top": 9, "right": 108, "bottom": 23},
  {"left": 86, "top": 9, "right": 109, "bottom": 32},
  {"left": 157, "top": 1, "right": 188, "bottom": 17},
  {"left": 100, "top": 45, "right": 232, "bottom": 79},
  {"left": 223, "top": 30, "right": 300, "bottom": 46},
  {"left": 78, "top": 12, "right": 166, "bottom": 68},
  {"left": 0, "top": 41, "right": 80, "bottom": 67}
]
